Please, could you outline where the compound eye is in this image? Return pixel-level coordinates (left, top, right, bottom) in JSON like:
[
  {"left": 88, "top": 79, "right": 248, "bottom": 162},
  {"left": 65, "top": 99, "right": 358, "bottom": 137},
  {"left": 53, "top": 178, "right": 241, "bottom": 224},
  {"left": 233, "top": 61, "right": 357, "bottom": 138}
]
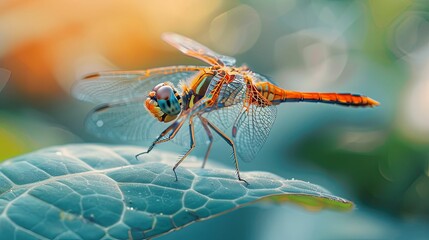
[
  {"left": 152, "top": 83, "right": 164, "bottom": 92},
  {"left": 156, "top": 85, "right": 173, "bottom": 100}
]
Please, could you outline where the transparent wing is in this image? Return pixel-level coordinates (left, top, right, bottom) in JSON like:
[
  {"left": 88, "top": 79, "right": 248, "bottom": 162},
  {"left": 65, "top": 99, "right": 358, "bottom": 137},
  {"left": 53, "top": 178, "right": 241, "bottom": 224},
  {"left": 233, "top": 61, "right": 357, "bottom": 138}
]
[
  {"left": 86, "top": 98, "right": 166, "bottom": 142},
  {"left": 203, "top": 73, "right": 277, "bottom": 162},
  {"left": 204, "top": 103, "right": 277, "bottom": 163},
  {"left": 73, "top": 65, "right": 203, "bottom": 104},
  {"left": 203, "top": 74, "right": 247, "bottom": 130},
  {"left": 162, "top": 32, "right": 236, "bottom": 67},
  {"left": 233, "top": 74, "right": 277, "bottom": 162},
  {"left": 86, "top": 98, "right": 209, "bottom": 147},
  {"left": 234, "top": 104, "right": 277, "bottom": 162}
]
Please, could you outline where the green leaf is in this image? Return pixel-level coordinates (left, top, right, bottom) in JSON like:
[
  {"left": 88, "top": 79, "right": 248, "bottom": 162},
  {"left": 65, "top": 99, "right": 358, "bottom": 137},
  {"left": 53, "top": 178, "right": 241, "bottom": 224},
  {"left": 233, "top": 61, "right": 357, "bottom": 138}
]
[{"left": 0, "top": 144, "right": 353, "bottom": 239}]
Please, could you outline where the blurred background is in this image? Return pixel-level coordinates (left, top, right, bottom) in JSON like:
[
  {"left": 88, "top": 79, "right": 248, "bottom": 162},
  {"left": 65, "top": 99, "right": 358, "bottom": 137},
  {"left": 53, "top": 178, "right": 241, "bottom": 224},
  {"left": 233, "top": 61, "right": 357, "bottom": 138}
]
[{"left": 1, "top": 0, "right": 428, "bottom": 239}]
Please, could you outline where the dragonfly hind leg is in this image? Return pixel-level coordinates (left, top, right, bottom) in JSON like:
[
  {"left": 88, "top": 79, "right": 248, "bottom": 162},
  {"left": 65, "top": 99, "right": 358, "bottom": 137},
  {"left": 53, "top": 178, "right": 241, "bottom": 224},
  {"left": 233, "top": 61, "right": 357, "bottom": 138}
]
[
  {"left": 203, "top": 117, "right": 248, "bottom": 185},
  {"left": 173, "top": 116, "right": 196, "bottom": 181},
  {"left": 135, "top": 118, "right": 186, "bottom": 159}
]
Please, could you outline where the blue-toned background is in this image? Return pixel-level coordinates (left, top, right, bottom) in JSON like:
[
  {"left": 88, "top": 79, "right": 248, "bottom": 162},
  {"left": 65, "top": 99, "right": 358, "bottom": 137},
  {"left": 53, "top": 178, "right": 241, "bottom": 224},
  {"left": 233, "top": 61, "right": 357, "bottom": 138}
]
[{"left": 1, "top": 0, "right": 428, "bottom": 239}]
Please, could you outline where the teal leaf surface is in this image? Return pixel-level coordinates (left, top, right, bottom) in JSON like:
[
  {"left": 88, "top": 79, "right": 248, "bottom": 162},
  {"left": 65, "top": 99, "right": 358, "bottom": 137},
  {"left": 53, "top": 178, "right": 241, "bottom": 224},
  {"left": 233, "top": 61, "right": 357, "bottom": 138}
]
[{"left": 0, "top": 145, "right": 353, "bottom": 239}]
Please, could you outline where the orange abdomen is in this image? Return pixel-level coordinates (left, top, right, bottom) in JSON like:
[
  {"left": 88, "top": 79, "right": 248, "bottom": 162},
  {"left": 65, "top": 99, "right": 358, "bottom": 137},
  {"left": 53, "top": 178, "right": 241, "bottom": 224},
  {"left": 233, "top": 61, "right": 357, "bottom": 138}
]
[{"left": 255, "top": 82, "right": 379, "bottom": 107}]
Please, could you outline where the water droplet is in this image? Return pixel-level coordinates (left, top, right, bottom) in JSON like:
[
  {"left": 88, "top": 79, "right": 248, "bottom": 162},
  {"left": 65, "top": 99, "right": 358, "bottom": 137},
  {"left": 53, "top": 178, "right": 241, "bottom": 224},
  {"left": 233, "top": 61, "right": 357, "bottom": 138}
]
[{"left": 96, "top": 120, "right": 104, "bottom": 127}]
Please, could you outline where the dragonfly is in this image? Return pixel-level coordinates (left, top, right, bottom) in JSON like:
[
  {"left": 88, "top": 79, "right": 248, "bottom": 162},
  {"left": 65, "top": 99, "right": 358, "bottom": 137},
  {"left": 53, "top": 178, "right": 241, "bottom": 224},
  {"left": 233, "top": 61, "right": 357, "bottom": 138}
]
[{"left": 73, "top": 33, "right": 379, "bottom": 184}]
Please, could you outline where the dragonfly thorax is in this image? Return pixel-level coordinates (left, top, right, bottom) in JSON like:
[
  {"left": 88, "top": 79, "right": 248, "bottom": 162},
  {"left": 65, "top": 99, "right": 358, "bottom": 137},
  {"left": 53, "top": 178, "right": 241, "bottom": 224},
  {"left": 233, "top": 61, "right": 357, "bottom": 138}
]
[{"left": 144, "top": 82, "right": 182, "bottom": 123}]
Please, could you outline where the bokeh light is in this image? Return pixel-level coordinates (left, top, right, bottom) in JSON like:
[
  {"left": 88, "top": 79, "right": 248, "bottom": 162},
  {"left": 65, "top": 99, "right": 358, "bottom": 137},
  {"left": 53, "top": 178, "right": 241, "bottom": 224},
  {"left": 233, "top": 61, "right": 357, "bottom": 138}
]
[
  {"left": 210, "top": 4, "right": 261, "bottom": 55},
  {"left": 274, "top": 28, "right": 348, "bottom": 89}
]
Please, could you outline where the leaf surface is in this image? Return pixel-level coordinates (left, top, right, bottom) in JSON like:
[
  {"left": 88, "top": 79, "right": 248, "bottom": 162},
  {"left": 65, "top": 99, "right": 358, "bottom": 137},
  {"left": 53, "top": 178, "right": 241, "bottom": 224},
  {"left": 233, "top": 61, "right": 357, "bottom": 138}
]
[{"left": 0, "top": 145, "right": 353, "bottom": 239}]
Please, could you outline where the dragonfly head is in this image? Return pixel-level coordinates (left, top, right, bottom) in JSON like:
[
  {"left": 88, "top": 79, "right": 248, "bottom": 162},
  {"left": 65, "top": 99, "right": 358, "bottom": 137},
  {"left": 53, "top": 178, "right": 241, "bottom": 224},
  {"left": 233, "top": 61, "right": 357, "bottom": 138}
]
[{"left": 145, "top": 82, "right": 182, "bottom": 122}]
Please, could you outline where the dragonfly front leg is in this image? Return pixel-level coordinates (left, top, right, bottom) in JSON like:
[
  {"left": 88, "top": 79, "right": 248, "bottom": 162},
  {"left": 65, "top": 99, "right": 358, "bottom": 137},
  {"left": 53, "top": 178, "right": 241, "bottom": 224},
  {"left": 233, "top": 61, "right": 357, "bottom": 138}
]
[
  {"left": 205, "top": 118, "right": 248, "bottom": 185},
  {"left": 135, "top": 118, "right": 186, "bottom": 158},
  {"left": 173, "top": 115, "right": 196, "bottom": 181}
]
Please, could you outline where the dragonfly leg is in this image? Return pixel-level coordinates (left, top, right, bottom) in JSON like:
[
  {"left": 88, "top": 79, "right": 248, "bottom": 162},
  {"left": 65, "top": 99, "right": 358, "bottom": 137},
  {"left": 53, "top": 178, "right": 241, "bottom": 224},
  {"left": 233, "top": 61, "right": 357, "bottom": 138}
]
[
  {"left": 173, "top": 116, "right": 196, "bottom": 181},
  {"left": 155, "top": 118, "right": 187, "bottom": 145},
  {"left": 135, "top": 134, "right": 163, "bottom": 158},
  {"left": 135, "top": 118, "right": 186, "bottom": 159},
  {"left": 205, "top": 118, "right": 248, "bottom": 185},
  {"left": 198, "top": 115, "right": 213, "bottom": 169}
]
